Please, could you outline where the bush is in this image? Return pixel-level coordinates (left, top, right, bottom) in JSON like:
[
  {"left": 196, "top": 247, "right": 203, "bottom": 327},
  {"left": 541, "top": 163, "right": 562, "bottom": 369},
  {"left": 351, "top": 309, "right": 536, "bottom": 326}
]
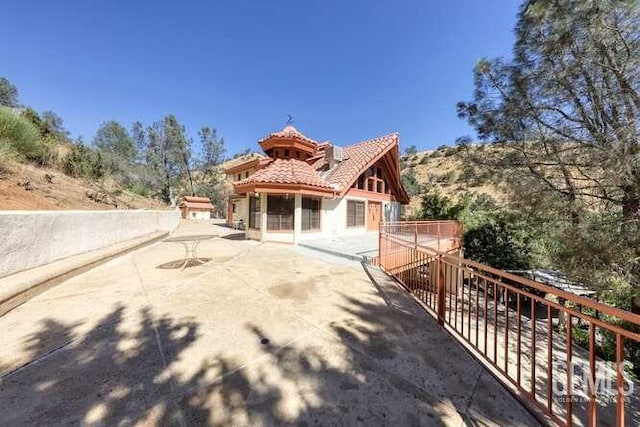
[
  {"left": 62, "top": 143, "right": 106, "bottom": 180},
  {"left": 463, "top": 220, "right": 533, "bottom": 270},
  {"left": 0, "top": 107, "right": 48, "bottom": 164}
]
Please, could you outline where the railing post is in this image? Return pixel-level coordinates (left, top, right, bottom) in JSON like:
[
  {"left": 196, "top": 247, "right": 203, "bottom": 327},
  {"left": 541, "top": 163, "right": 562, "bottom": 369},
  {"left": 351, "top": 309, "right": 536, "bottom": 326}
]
[
  {"left": 437, "top": 255, "right": 445, "bottom": 325},
  {"left": 378, "top": 220, "right": 383, "bottom": 267},
  {"left": 437, "top": 222, "right": 441, "bottom": 251},
  {"left": 414, "top": 223, "right": 418, "bottom": 248}
]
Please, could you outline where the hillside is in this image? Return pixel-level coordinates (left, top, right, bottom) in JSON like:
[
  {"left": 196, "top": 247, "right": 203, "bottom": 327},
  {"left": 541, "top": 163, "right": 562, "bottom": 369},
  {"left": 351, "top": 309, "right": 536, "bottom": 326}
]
[
  {"left": 400, "top": 145, "right": 504, "bottom": 217},
  {"left": 0, "top": 158, "right": 165, "bottom": 210}
]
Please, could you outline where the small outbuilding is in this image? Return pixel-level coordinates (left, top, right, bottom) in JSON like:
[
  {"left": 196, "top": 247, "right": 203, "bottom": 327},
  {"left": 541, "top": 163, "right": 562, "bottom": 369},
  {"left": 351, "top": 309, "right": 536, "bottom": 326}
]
[{"left": 179, "top": 196, "right": 215, "bottom": 220}]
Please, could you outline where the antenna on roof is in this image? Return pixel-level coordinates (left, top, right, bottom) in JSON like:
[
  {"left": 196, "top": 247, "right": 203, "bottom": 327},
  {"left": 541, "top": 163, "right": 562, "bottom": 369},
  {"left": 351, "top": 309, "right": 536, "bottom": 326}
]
[{"left": 286, "top": 114, "right": 294, "bottom": 125}]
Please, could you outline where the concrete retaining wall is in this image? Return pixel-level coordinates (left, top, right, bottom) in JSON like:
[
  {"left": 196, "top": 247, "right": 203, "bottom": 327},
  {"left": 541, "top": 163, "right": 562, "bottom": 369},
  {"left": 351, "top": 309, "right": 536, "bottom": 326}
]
[{"left": 0, "top": 210, "right": 180, "bottom": 278}]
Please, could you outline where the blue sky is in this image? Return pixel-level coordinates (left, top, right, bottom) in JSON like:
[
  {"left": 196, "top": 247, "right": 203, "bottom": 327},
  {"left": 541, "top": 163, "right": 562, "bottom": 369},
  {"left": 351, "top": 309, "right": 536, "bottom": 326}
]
[{"left": 2, "top": 1, "right": 520, "bottom": 156}]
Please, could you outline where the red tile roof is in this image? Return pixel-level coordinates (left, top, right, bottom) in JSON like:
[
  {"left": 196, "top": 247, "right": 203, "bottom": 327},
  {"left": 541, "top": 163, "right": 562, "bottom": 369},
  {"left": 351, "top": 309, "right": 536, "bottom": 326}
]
[
  {"left": 236, "top": 158, "right": 333, "bottom": 189},
  {"left": 258, "top": 125, "right": 320, "bottom": 146},
  {"left": 179, "top": 196, "right": 215, "bottom": 210},
  {"left": 325, "top": 134, "right": 399, "bottom": 191},
  {"left": 234, "top": 130, "right": 407, "bottom": 202}
]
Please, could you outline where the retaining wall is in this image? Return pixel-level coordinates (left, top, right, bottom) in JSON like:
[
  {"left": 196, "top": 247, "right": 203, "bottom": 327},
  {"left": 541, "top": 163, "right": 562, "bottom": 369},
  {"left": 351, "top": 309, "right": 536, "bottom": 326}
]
[{"left": 0, "top": 210, "right": 180, "bottom": 278}]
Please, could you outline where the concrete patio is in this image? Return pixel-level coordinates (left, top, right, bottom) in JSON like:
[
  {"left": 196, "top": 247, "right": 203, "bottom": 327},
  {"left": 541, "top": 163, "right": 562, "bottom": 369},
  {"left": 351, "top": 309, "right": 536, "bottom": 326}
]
[{"left": 0, "top": 221, "right": 540, "bottom": 426}]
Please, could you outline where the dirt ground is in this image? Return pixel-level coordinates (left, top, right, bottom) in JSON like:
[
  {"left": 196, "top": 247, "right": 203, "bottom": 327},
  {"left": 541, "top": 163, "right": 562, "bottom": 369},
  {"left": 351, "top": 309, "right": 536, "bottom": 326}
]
[{"left": 0, "top": 159, "right": 164, "bottom": 210}]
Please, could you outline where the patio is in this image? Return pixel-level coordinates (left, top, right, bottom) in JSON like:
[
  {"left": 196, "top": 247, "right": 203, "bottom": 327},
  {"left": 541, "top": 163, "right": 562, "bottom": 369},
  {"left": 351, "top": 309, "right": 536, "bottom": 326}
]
[{"left": 0, "top": 221, "right": 539, "bottom": 426}]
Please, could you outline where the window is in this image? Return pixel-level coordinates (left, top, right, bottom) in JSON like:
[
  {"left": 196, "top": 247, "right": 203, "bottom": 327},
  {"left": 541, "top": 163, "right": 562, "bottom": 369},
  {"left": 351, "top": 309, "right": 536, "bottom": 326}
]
[
  {"left": 245, "top": 171, "right": 249, "bottom": 178},
  {"left": 302, "top": 197, "right": 321, "bottom": 231},
  {"left": 346, "top": 200, "right": 365, "bottom": 227},
  {"left": 237, "top": 173, "right": 241, "bottom": 181},
  {"left": 284, "top": 149, "right": 290, "bottom": 157},
  {"left": 267, "top": 195, "right": 294, "bottom": 231},
  {"left": 232, "top": 203, "right": 236, "bottom": 213},
  {"left": 249, "top": 196, "right": 260, "bottom": 229}
]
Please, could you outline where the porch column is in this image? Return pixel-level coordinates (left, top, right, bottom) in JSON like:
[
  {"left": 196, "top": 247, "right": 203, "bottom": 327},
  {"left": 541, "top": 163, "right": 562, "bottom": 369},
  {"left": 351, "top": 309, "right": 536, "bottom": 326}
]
[
  {"left": 293, "top": 194, "right": 302, "bottom": 245},
  {"left": 260, "top": 194, "right": 267, "bottom": 242}
]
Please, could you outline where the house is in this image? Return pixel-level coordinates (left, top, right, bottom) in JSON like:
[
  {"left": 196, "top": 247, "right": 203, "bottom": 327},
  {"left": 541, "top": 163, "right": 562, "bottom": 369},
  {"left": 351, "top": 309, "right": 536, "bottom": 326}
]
[
  {"left": 222, "top": 153, "right": 266, "bottom": 228},
  {"left": 178, "top": 196, "right": 215, "bottom": 220},
  {"left": 224, "top": 126, "right": 410, "bottom": 244}
]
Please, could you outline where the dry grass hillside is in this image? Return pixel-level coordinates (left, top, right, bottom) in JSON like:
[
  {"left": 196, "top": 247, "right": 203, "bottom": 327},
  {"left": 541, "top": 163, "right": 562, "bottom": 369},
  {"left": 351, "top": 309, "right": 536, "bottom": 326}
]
[
  {"left": 0, "top": 158, "right": 166, "bottom": 210},
  {"left": 400, "top": 145, "right": 504, "bottom": 217}
]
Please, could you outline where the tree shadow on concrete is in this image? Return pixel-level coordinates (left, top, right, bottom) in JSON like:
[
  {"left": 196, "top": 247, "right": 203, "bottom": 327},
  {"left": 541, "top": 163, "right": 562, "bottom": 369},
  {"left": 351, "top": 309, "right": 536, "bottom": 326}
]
[
  {"left": 156, "top": 258, "right": 212, "bottom": 269},
  {"left": 0, "top": 271, "right": 536, "bottom": 426},
  {"left": 0, "top": 305, "right": 198, "bottom": 425}
]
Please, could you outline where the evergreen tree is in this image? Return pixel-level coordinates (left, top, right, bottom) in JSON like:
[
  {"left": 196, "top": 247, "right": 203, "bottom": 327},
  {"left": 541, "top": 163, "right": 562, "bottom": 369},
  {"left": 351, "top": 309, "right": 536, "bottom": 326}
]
[{"left": 0, "top": 77, "right": 19, "bottom": 107}]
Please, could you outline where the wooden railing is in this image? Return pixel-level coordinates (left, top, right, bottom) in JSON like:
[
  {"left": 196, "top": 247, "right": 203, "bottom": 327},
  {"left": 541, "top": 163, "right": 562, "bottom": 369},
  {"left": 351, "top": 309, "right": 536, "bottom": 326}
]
[{"left": 378, "top": 221, "right": 640, "bottom": 427}]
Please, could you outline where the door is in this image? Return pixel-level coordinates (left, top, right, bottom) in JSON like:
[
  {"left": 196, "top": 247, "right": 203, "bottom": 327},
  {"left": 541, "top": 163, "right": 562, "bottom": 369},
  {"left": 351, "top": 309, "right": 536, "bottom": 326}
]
[{"left": 367, "top": 201, "right": 382, "bottom": 231}]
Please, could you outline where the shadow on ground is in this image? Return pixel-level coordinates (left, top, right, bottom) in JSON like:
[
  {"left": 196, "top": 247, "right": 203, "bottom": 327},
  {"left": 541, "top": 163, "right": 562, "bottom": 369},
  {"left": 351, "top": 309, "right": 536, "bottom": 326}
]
[
  {"left": 156, "top": 258, "right": 212, "bottom": 269},
  {"left": 0, "top": 262, "right": 536, "bottom": 425},
  {"left": 0, "top": 303, "right": 469, "bottom": 424}
]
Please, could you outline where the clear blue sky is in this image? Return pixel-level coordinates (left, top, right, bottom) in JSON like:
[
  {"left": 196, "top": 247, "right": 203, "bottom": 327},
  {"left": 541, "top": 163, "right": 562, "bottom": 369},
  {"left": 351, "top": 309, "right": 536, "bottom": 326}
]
[{"left": 1, "top": 1, "right": 520, "bottom": 156}]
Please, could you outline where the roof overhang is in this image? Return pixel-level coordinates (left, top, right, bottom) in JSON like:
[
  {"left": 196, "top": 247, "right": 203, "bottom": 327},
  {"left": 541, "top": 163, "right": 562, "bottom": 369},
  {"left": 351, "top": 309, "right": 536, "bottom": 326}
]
[
  {"left": 224, "top": 158, "right": 261, "bottom": 174},
  {"left": 259, "top": 138, "right": 318, "bottom": 156},
  {"left": 234, "top": 182, "right": 336, "bottom": 198},
  {"left": 337, "top": 136, "right": 410, "bottom": 204}
]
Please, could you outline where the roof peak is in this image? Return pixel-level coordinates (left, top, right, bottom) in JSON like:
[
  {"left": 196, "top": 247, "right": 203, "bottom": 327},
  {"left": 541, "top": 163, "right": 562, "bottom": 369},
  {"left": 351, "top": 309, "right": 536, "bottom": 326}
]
[{"left": 259, "top": 125, "right": 320, "bottom": 146}]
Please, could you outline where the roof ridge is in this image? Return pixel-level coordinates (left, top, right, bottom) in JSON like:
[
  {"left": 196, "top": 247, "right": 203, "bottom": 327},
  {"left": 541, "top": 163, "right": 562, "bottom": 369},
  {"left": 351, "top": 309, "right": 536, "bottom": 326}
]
[{"left": 344, "top": 132, "right": 398, "bottom": 149}]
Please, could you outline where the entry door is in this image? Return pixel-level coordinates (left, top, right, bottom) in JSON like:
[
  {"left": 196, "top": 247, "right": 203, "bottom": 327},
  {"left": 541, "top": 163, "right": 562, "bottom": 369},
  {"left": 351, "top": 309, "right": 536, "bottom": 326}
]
[{"left": 367, "top": 201, "right": 382, "bottom": 231}]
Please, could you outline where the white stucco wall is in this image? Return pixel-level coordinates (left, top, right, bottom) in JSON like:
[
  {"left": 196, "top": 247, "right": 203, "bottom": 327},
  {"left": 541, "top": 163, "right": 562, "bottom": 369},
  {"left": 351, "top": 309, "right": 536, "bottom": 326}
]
[
  {"left": 188, "top": 210, "right": 211, "bottom": 220},
  {"left": 0, "top": 210, "right": 180, "bottom": 278},
  {"left": 242, "top": 193, "right": 396, "bottom": 244},
  {"left": 232, "top": 199, "right": 248, "bottom": 224}
]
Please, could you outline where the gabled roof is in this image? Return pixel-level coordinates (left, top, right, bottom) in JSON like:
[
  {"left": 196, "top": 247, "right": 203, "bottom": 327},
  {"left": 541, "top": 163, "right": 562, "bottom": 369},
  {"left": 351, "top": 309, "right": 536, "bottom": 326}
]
[
  {"left": 324, "top": 134, "right": 398, "bottom": 191},
  {"left": 179, "top": 196, "right": 215, "bottom": 210}
]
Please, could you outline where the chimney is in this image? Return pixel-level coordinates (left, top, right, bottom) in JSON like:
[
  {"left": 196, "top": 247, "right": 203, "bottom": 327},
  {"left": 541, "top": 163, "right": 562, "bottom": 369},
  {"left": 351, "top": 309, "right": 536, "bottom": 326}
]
[{"left": 325, "top": 145, "right": 344, "bottom": 169}]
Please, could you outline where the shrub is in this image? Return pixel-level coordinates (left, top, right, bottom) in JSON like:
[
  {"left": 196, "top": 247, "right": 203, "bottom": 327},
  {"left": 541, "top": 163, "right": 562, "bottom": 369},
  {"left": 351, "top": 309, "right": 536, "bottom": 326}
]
[
  {"left": 0, "top": 107, "right": 48, "bottom": 164},
  {"left": 62, "top": 143, "right": 106, "bottom": 180}
]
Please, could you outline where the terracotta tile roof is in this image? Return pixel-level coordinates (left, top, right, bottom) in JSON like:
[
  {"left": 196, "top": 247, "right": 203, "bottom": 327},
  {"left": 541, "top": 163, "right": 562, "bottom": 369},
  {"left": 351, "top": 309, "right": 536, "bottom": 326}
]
[
  {"left": 180, "top": 202, "right": 215, "bottom": 210},
  {"left": 183, "top": 196, "right": 212, "bottom": 203},
  {"left": 233, "top": 131, "right": 407, "bottom": 201},
  {"left": 236, "top": 158, "right": 333, "bottom": 189},
  {"left": 325, "top": 134, "right": 399, "bottom": 191},
  {"left": 259, "top": 126, "right": 320, "bottom": 146},
  {"left": 179, "top": 196, "right": 215, "bottom": 210}
]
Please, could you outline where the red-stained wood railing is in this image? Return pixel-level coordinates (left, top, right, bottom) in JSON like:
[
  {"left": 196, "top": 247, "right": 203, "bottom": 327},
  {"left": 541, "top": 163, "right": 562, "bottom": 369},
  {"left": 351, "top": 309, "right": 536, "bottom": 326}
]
[{"left": 378, "top": 221, "right": 640, "bottom": 427}]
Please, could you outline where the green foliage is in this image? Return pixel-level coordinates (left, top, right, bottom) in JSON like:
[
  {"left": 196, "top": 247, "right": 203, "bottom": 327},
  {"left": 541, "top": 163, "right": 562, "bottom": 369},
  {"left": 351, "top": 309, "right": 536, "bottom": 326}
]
[
  {"left": 457, "top": 0, "right": 640, "bottom": 315},
  {"left": 400, "top": 167, "right": 419, "bottom": 197},
  {"left": 0, "top": 107, "right": 50, "bottom": 164},
  {"left": 404, "top": 145, "right": 418, "bottom": 156},
  {"left": 0, "top": 77, "right": 19, "bottom": 107},
  {"left": 464, "top": 220, "right": 533, "bottom": 270},
  {"left": 62, "top": 143, "right": 105, "bottom": 180},
  {"left": 418, "top": 188, "right": 468, "bottom": 220},
  {"left": 93, "top": 120, "right": 136, "bottom": 160}
]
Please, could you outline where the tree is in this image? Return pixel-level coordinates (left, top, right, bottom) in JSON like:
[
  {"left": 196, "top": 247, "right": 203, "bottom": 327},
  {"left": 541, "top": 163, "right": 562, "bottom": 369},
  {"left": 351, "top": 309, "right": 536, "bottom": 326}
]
[
  {"left": 404, "top": 145, "right": 418, "bottom": 156},
  {"left": 93, "top": 121, "right": 136, "bottom": 160},
  {"left": 0, "top": 77, "right": 19, "bottom": 107},
  {"left": 195, "top": 126, "right": 228, "bottom": 214},
  {"left": 131, "top": 121, "right": 146, "bottom": 161},
  {"left": 457, "top": 0, "right": 640, "bottom": 293},
  {"left": 458, "top": 0, "right": 639, "bottom": 223},
  {"left": 401, "top": 167, "right": 419, "bottom": 197},
  {"left": 199, "top": 127, "right": 225, "bottom": 173},
  {"left": 145, "top": 115, "right": 192, "bottom": 204},
  {"left": 419, "top": 188, "right": 468, "bottom": 220},
  {"left": 40, "top": 111, "right": 70, "bottom": 140}
]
